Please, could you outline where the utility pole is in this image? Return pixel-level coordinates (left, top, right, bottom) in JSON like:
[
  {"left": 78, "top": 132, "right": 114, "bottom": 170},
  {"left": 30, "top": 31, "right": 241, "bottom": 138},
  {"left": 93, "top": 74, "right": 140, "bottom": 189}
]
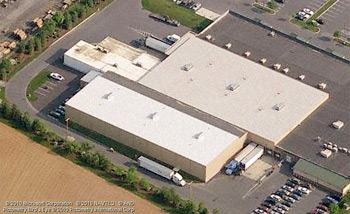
[{"left": 65, "top": 118, "right": 70, "bottom": 138}]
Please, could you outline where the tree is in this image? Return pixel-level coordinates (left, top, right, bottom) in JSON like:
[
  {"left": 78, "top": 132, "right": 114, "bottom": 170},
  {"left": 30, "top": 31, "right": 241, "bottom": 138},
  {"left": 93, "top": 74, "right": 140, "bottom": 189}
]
[
  {"left": 0, "top": 69, "right": 6, "bottom": 81},
  {"left": 139, "top": 178, "right": 151, "bottom": 191},
  {"left": 64, "top": 12, "right": 73, "bottom": 30},
  {"left": 157, "top": 187, "right": 181, "bottom": 206},
  {"left": 27, "top": 38, "right": 35, "bottom": 55},
  {"left": 21, "top": 112, "right": 32, "bottom": 131},
  {"left": 198, "top": 202, "right": 208, "bottom": 214},
  {"left": 1, "top": 100, "right": 12, "bottom": 119},
  {"left": 43, "top": 19, "right": 57, "bottom": 37},
  {"left": 34, "top": 37, "right": 42, "bottom": 52},
  {"left": 329, "top": 204, "right": 340, "bottom": 214},
  {"left": 53, "top": 11, "right": 65, "bottom": 26},
  {"left": 182, "top": 200, "right": 198, "bottom": 214},
  {"left": 79, "top": 142, "right": 94, "bottom": 153},
  {"left": 18, "top": 41, "right": 25, "bottom": 54},
  {"left": 126, "top": 165, "right": 138, "bottom": 184},
  {"left": 39, "top": 30, "right": 47, "bottom": 48},
  {"left": 62, "top": 141, "right": 79, "bottom": 153},
  {"left": 70, "top": 11, "right": 79, "bottom": 24},
  {"left": 115, "top": 166, "right": 127, "bottom": 177},
  {"left": 212, "top": 208, "right": 220, "bottom": 214},
  {"left": 32, "top": 118, "right": 47, "bottom": 135},
  {"left": 87, "top": 0, "right": 94, "bottom": 7},
  {"left": 11, "top": 104, "right": 22, "bottom": 124},
  {"left": 97, "top": 153, "right": 112, "bottom": 171},
  {"left": 0, "top": 58, "right": 11, "bottom": 72}
]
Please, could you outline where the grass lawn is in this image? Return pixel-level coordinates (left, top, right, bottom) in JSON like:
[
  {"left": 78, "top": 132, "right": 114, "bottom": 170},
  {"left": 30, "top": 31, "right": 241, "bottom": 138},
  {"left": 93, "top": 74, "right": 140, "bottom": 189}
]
[
  {"left": 253, "top": 2, "right": 276, "bottom": 14},
  {"left": 142, "top": 0, "right": 211, "bottom": 32},
  {"left": 290, "top": 17, "right": 319, "bottom": 33},
  {"left": 26, "top": 71, "right": 50, "bottom": 102}
]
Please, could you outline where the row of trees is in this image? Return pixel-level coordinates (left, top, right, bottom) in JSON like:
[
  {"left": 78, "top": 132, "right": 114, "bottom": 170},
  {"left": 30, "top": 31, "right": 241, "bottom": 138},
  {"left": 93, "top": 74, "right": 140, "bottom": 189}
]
[
  {"left": 0, "top": 58, "right": 11, "bottom": 81},
  {"left": 0, "top": 99, "right": 220, "bottom": 213}
]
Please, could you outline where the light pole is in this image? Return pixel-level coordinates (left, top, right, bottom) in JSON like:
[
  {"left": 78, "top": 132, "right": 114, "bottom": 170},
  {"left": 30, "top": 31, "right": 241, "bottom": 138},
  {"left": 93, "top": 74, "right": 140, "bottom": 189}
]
[{"left": 65, "top": 118, "right": 70, "bottom": 138}]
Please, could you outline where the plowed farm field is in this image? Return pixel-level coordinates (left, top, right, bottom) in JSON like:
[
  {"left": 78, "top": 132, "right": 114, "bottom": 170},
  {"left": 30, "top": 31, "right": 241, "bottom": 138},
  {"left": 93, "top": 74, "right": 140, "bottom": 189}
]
[{"left": 0, "top": 122, "right": 165, "bottom": 214}]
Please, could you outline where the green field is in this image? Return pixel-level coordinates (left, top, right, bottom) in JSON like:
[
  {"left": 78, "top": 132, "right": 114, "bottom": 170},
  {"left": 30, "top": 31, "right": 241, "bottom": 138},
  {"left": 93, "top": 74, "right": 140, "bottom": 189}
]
[
  {"left": 142, "top": 0, "right": 211, "bottom": 32},
  {"left": 26, "top": 71, "right": 50, "bottom": 102}
]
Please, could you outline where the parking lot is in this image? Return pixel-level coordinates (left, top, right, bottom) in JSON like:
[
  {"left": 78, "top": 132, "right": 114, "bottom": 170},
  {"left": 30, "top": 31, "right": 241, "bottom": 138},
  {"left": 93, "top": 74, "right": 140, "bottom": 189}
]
[
  {"left": 201, "top": 12, "right": 350, "bottom": 177},
  {"left": 32, "top": 61, "right": 83, "bottom": 118}
]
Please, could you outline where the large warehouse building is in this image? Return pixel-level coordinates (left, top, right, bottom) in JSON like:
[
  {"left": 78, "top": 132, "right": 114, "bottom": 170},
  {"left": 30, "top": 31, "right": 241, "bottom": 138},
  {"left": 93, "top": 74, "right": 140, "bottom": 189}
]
[
  {"left": 65, "top": 76, "right": 248, "bottom": 182},
  {"left": 139, "top": 34, "right": 329, "bottom": 148},
  {"left": 64, "top": 37, "right": 160, "bottom": 81}
]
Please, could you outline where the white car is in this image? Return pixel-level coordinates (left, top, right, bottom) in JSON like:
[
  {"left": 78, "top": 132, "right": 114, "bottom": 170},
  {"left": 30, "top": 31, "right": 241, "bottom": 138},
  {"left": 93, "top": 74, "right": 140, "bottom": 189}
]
[
  {"left": 297, "top": 186, "right": 311, "bottom": 194},
  {"left": 254, "top": 209, "right": 267, "bottom": 214},
  {"left": 166, "top": 34, "right": 181, "bottom": 43},
  {"left": 191, "top": 3, "right": 202, "bottom": 11},
  {"left": 270, "top": 194, "right": 282, "bottom": 201},
  {"left": 50, "top": 72, "right": 64, "bottom": 81}
]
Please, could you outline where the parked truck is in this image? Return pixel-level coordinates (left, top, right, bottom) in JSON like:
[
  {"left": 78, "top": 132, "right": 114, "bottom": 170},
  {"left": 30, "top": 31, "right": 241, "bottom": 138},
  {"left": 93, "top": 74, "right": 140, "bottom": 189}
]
[
  {"left": 224, "top": 160, "right": 241, "bottom": 175},
  {"left": 234, "top": 142, "right": 257, "bottom": 163},
  {"left": 240, "top": 145, "right": 264, "bottom": 170},
  {"left": 138, "top": 156, "right": 186, "bottom": 186},
  {"left": 148, "top": 13, "right": 180, "bottom": 27}
]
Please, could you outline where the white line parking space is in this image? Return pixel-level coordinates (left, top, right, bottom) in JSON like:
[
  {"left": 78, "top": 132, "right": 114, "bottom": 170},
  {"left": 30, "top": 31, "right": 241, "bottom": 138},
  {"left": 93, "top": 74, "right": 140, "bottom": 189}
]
[{"left": 320, "top": 0, "right": 350, "bottom": 23}]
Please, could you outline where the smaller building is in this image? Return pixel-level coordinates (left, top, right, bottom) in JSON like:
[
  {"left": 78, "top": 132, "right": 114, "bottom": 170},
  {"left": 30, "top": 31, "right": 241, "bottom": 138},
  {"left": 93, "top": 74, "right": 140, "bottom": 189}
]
[
  {"left": 293, "top": 159, "right": 350, "bottom": 196},
  {"left": 64, "top": 37, "right": 160, "bottom": 81}
]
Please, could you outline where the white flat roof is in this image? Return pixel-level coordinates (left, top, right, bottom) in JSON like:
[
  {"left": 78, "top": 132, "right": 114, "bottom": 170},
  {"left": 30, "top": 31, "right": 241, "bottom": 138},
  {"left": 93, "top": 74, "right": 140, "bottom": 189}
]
[
  {"left": 139, "top": 35, "right": 329, "bottom": 144},
  {"left": 64, "top": 37, "right": 160, "bottom": 81},
  {"left": 66, "top": 76, "right": 240, "bottom": 166}
]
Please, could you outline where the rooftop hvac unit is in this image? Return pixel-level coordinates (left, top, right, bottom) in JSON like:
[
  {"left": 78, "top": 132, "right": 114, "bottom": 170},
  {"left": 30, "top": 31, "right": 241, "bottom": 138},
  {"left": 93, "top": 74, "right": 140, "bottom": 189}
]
[
  {"left": 275, "top": 103, "right": 285, "bottom": 111},
  {"left": 298, "top": 75, "right": 305, "bottom": 81},
  {"left": 228, "top": 83, "right": 239, "bottom": 91},
  {"left": 149, "top": 112, "right": 159, "bottom": 121},
  {"left": 318, "top": 82, "right": 327, "bottom": 89},
  {"left": 205, "top": 35, "right": 212, "bottom": 41},
  {"left": 320, "top": 149, "right": 332, "bottom": 158},
  {"left": 182, "top": 63, "right": 194, "bottom": 71},
  {"left": 194, "top": 132, "right": 204, "bottom": 141},
  {"left": 332, "top": 120, "right": 344, "bottom": 129},
  {"left": 244, "top": 51, "right": 251, "bottom": 57},
  {"left": 282, "top": 67, "right": 289, "bottom": 74},
  {"left": 225, "top": 43, "right": 232, "bottom": 49}
]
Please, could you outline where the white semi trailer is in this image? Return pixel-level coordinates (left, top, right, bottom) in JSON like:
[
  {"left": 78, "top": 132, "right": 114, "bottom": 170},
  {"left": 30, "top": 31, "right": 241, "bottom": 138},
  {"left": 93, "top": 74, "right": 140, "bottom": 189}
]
[
  {"left": 138, "top": 156, "right": 186, "bottom": 186},
  {"left": 234, "top": 143, "right": 257, "bottom": 163},
  {"left": 240, "top": 145, "right": 264, "bottom": 170}
]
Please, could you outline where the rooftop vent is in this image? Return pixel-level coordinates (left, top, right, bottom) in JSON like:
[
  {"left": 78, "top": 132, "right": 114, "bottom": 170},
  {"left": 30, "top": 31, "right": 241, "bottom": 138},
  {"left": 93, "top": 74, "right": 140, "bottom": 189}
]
[
  {"left": 103, "top": 92, "right": 114, "bottom": 101},
  {"left": 274, "top": 103, "right": 285, "bottom": 111},
  {"left": 225, "top": 43, "right": 232, "bottom": 49},
  {"left": 112, "top": 63, "right": 118, "bottom": 68},
  {"left": 205, "top": 35, "right": 212, "bottom": 41},
  {"left": 96, "top": 46, "right": 109, "bottom": 54},
  {"left": 148, "top": 112, "right": 159, "bottom": 121},
  {"left": 194, "top": 132, "right": 204, "bottom": 141},
  {"left": 318, "top": 82, "right": 327, "bottom": 89},
  {"left": 227, "top": 83, "right": 240, "bottom": 91},
  {"left": 182, "top": 63, "right": 194, "bottom": 71}
]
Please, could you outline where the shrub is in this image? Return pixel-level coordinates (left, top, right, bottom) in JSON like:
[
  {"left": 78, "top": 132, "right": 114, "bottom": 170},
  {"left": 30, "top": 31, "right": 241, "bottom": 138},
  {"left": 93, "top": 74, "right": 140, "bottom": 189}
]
[
  {"left": 126, "top": 165, "right": 138, "bottom": 184},
  {"left": 115, "top": 166, "right": 127, "bottom": 177},
  {"left": 267, "top": 0, "right": 278, "bottom": 9},
  {"left": 139, "top": 178, "right": 152, "bottom": 191},
  {"left": 333, "top": 31, "right": 341, "bottom": 38}
]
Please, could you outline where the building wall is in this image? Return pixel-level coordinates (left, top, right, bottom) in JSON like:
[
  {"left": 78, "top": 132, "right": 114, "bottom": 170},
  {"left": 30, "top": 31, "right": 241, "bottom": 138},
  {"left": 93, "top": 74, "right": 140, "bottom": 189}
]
[
  {"left": 293, "top": 169, "right": 344, "bottom": 195},
  {"left": 206, "top": 132, "right": 248, "bottom": 182},
  {"left": 64, "top": 54, "right": 100, "bottom": 74},
  {"left": 342, "top": 183, "right": 350, "bottom": 196},
  {"left": 66, "top": 105, "right": 241, "bottom": 182}
]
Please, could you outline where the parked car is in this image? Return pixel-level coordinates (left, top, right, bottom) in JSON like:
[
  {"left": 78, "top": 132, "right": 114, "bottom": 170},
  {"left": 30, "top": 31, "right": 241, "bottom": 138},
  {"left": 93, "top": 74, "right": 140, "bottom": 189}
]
[
  {"left": 298, "top": 186, "right": 311, "bottom": 194},
  {"left": 55, "top": 108, "right": 65, "bottom": 116},
  {"left": 282, "top": 201, "right": 292, "bottom": 207},
  {"left": 291, "top": 194, "right": 301, "bottom": 201},
  {"left": 262, "top": 202, "right": 273, "bottom": 209},
  {"left": 275, "top": 0, "right": 285, "bottom": 3},
  {"left": 265, "top": 199, "right": 277, "bottom": 206},
  {"left": 326, "top": 196, "right": 339, "bottom": 204},
  {"left": 282, "top": 185, "right": 294, "bottom": 192},
  {"left": 50, "top": 72, "right": 64, "bottom": 81},
  {"left": 317, "top": 205, "right": 329, "bottom": 212},
  {"left": 254, "top": 208, "right": 267, "bottom": 214},
  {"left": 329, "top": 195, "right": 342, "bottom": 202},
  {"left": 316, "top": 18, "right": 325, "bottom": 24},
  {"left": 284, "top": 196, "right": 296, "bottom": 203},
  {"left": 277, "top": 204, "right": 290, "bottom": 211},
  {"left": 288, "top": 178, "right": 301, "bottom": 185},
  {"left": 49, "top": 111, "right": 61, "bottom": 119},
  {"left": 58, "top": 105, "right": 66, "bottom": 111},
  {"left": 286, "top": 181, "right": 296, "bottom": 188},
  {"left": 292, "top": 190, "right": 303, "bottom": 197},
  {"left": 273, "top": 207, "right": 285, "bottom": 214},
  {"left": 190, "top": 3, "right": 201, "bottom": 11}
]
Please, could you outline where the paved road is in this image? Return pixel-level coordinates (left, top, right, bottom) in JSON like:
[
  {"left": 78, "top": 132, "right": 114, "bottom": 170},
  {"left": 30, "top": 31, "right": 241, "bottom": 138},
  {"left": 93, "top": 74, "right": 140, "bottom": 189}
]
[{"left": 4, "top": 0, "right": 330, "bottom": 213}]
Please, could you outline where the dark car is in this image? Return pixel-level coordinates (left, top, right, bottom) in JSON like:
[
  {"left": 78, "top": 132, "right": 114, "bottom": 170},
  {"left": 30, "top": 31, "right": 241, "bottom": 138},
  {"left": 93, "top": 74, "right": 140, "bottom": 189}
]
[
  {"left": 262, "top": 202, "right": 272, "bottom": 208},
  {"left": 265, "top": 199, "right": 277, "bottom": 205},
  {"left": 321, "top": 199, "right": 333, "bottom": 207},
  {"left": 286, "top": 181, "right": 296, "bottom": 188},
  {"left": 275, "top": 0, "right": 285, "bottom": 3},
  {"left": 275, "top": 191, "right": 284, "bottom": 197},
  {"left": 292, "top": 190, "right": 303, "bottom": 197},
  {"left": 327, "top": 195, "right": 342, "bottom": 202},
  {"left": 282, "top": 201, "right": 292, "bottom": 207},
  {"left": 291, "top": 194, "right": 301, "bottom": 200},
  {"left": 316, "top": 18, "right": 325, "bottom": 24}
]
